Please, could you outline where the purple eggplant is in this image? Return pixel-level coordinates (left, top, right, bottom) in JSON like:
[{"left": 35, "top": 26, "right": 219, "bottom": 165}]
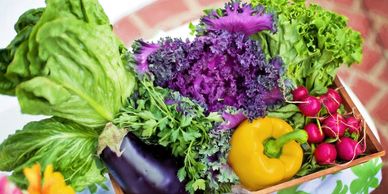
[{"left": 99, "top": 124, "right": 186, "bottom": 194}]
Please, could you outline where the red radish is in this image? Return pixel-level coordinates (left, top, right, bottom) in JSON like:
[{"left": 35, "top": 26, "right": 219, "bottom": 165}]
[
  {"left": 304, "top": 123, "right": 325, "bottom": 144},
  {"left": 336, "top": 137, "right": 364, "bottom": 161},
  {"left": 346, "top": 116, "right": 361, "bottom": 134},
  {"left": 292, "top": 86, "right": 309, "bottom": 101},
  {"left": 320, "top": 94, "right": 340, "bottom": 114},
  {"left": 314, "top": 143, "right": 337, "bottom": 165},
  {"left": 326, "top": 88, "right": 342, "bottom": 104},
  {"left": 298, "top": 96, "right": 321, "bottom": 117},
  {"left": 322, "top": 113, "right": 346, "bottom": 138}
]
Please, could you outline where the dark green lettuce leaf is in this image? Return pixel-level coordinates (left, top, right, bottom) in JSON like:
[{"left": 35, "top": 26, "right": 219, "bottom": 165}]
[
  {"left": 0, "top": 8, "right": 44, "bottom": 95},
  {"left": 0, "top": 117, "right": 106, "bottom": 191}
]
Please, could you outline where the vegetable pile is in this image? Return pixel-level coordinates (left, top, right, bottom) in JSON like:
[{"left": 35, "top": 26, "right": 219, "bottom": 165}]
[
  {"left": 0, "top": 0, "right": 134, "bottom": 191},
  {"left": 0, "top": 0, "right": 368, "bottom": 193}
]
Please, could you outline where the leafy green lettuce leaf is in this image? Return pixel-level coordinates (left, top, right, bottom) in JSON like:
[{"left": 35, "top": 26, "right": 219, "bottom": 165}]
[
  {"left": 252, "top": 0, "right": 362, "bottom": 95},
  {"left": 0, "top": 0, "right": 135, "bottom": 127},
  {"left": 0, "top": 8, "right": 44, "bottom": 95},
  {"left": 0, "top": 117, "right": 106, "bottom": 192}
]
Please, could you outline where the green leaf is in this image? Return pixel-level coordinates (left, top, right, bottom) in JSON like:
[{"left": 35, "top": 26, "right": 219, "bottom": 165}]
[
  {"left": 267, "top": 104, "right": 299, "bottom": 119},
  {"left": 192, "top": 179, "right": 206, "bottom": 191},
  {"left": 350, "top": 159, "right": 383, "bottom": 193},
  {"left": 206, "top": 112, "right": 223, "bottom": 122},
  {"left": 325, "top": 138, "right": 338, "bottom": 143},
  {"left": 177, "top": 167, "right": 187, "bottom": 182},
  {"left": 332, "top": 180, "right": 348, "bottom": 194},
  {"left": 188, "top": 22, "right": 196, "bottom": 36},
  {"left": 278, "top": 185, "right": 307, "bottom": 194},
  {"left": 142, "top": 119, "right": 157, "bottom": 137},
  {"left": 0, "top": 118, "right": 106, "bottom": 191},
  {"left": 180, "top": 116, "right": 193, "bottom": 127},
  {"left": 350, "top": 179, "right": 365, "bottom": 193},
  {"left": 0, "top": 8, "right": 43, "bottom": 95},
  {"left": 351, "top": 159, "right": 382, "bottom": 178},
  {"left": 171, "top": 129, "right": 180, "bottom": 142},
  {"left": 137, "top": 111, "right": 156, "bottom": 120}
]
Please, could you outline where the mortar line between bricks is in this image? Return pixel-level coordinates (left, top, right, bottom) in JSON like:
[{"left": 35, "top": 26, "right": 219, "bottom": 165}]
[
  {"left": 309, "top": 0, "right": 333, "bottom": 9},
  {"left": 352, "top": 68, "right": 388, "bottom": 113},
  {"left": 150, "top": 12, "right": 198, "bottom": 33},
  {"left": 360, "top": 2, "right": 388, "bottom": 63},
  {"left": 353, "top": 0, "right": 362, "bottom": 12},
  {"left": 346, "top": 68, "right": 357, "bottom": 86},
  {"left": 373, "top": 119, "right": 388, "bottom": 130},
  {"left": 365, "top": 86, "right": 386, "bottom": 112},
  {"left": 182, "top": 0, "right": 202, "bottom": 13},
  {"left": 207, "top": 1, "right": 233, "bottom": 9},
  {"left": 368, "top": 57, "right": 386, "bottom": 81},
  {"left": 128, "top": 13, "right": 151, "bottom": 34},
  {"left": 356, "top": 68, "right": 388, "bottom": 93},
  {"left": 375, "top": 120, "right": 388, "bottom": 135}
]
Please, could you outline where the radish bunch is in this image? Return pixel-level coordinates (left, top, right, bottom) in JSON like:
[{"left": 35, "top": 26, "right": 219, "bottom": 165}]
[{"left": 293, "top": 86, "right": 365, "bottom": 165}]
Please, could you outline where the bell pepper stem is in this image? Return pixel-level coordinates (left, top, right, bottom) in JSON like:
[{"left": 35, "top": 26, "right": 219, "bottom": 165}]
[{"left": 264, "top": 130, "right": 308, "bottom": 158}]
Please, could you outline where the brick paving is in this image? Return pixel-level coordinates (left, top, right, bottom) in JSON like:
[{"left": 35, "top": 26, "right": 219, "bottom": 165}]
[{"left": 112, "top": 0, "right": 388, "bottom": 192}]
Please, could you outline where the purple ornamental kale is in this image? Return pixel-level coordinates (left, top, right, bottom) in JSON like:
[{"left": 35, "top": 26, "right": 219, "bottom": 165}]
[
  {"left": 200, "top": 0, "right": 275, "bottom": 35},
  {"left": 133, "top": 40, "right": 159, "bottom": 73},
  {"left": 147, "top": 38, "right": 192, "bottom": 86},
  {"left": 132, "top": 1, "right": 283, "bottom": 120},
  {"left": 143, "top": 30, "right": 283, "bottom": 119},
  {"left": 220, "top": 111, "right": 246, "bottom": 129}
]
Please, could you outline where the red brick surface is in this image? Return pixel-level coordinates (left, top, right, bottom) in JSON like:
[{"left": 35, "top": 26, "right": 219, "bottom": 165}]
[
  {"left": 377, "top": 24, "right": 388, "bottom": 49},
  {"left": 137, "top": 0, "right": 189, "bottom": 27},
  {"left": 351, "top": 76, "right": 379, "bottom": 106},
  {"left": 372, "top": 93, "right": 388, "bottom": 122},
  {"left": 363, "top": 0, "right": 388, "bottom": 17},
  {"left": 354, "top": 46, "right": 382, "bottom": 73},
  {"left": 113, "top": 17, "right": 141, "bottom": 44},
  {"left": 378, "top": 63, "right": 388, "bottom": 84},
  {"left": 199, "top": 0, "right": 227, "bottom": 6},
  {"left": 334, "top": 0, "right": 354, "bottom": 6},
  {"left": 335, "top": 7, "right": 371, "bottom": 37},
  {"left": 337, "top": 68, "right": 351, "bottom": 82}
]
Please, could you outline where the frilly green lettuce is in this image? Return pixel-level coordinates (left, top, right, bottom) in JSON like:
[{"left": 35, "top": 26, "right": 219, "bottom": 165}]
[{"left": 252, "top": 0, "right": 362, "bottom": 94}]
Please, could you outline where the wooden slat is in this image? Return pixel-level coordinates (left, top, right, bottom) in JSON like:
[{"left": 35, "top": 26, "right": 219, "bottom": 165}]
[{"left": 110, "top": 75, "right": 385, "bottom": 193}]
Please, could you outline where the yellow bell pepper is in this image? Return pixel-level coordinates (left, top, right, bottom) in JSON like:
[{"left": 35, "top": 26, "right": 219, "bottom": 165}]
[{"left": 228, "top": 117, "right": 307, "bottom": 191}]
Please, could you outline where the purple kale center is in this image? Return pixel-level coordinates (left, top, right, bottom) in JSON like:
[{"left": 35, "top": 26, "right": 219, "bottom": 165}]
[{"left": 145, "top": 30, "right": 284, "bottom": 119}]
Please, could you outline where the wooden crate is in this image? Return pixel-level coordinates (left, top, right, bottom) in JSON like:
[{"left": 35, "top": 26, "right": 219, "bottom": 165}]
[{"left": 110, "top": 76, "right": 385, "bottom": 194}]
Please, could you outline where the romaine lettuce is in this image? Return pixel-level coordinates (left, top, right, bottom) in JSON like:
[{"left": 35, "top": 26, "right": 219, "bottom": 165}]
[{"left": 0, "top": 0, "right": 135, "bottom": 128}]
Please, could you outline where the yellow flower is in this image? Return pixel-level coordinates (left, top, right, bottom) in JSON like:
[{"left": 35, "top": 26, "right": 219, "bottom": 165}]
[
  {"left": 23, "top": 164, "right": 75, "bottom": 194},
  {"left": 23, "top": 164, "right": 41, "bottom": 194}
]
